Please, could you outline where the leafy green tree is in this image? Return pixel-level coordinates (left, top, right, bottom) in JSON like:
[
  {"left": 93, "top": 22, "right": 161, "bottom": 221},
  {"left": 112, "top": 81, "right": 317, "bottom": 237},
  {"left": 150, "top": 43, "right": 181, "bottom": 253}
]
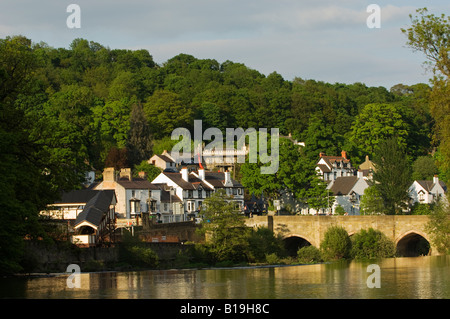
[
  {"left": 402, "top": 8, "right": 450, "bottom": 182},
  {"left": 426, "top": 198, "right": 450, "bottom": 254},
  {"left": 306, "top": 175, "right": 334, "bottom": 213},
  {"left": 320, "top": 226, "right": 352, "bottom": 260},
  {"left": 350, "top": 103, "right": 409, "bottom": 158},
  {"left": 199, "top": 190, "right": 250, "bottom": 263},
  {"left": 127, "top": 103, "right": 152, "bottom": 166},
  {"left": 412, "top": 156, "right": 439, "bottom": 180},
  {"left": 144, "top": 89, "right": 194, "bottom": 139},
  {"left": 360, "top": 185, "right": 385, "bottom": 215},
  {"left": 372, "top": 137, "right": 412, "bottom": 215}
]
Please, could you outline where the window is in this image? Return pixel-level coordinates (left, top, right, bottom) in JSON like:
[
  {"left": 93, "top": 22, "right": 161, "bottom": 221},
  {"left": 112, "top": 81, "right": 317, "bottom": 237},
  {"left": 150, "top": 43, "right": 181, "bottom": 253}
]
[
  {"left": 233, "top": 188, "right": 237, "bottom": 195},
  {"left": 187, "top": 201, "right": 195, "bottom": 212},
  {"left": 188, "top": 190, "right": 193, "bottom": 198},
  {"left": 238, "top": 188, "right": 243, "bottom": 195},
  {"left": 419, "top": 191, "right": 424, "bottom": 202}
]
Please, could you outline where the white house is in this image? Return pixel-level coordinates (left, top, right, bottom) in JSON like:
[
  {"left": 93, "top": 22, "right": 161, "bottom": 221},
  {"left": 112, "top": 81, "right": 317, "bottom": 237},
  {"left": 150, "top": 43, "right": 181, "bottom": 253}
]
[
  {"left": 316, "top": 151, "right": 355, "bottom": 182},
  {"left": 327, "top": 171, "right": 369, "bottom": 215},
  {"left": 148, "top": 150, "right": 177, "bottom": 171},
  {"left": 409, "top": 175, "right": 447, "bottom": 205},
  {"left": 151, "top": 167, "right": 245, "bottom": 222},
  {"left": 94, "top": 167, "right": 158, "bottom": 219}
]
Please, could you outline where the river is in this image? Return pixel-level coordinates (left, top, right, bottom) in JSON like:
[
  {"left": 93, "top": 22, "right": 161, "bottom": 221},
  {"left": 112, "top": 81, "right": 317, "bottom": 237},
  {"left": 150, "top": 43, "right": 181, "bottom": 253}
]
[{"left": 1, "top": 256, "right": 449, "bottom": 299}]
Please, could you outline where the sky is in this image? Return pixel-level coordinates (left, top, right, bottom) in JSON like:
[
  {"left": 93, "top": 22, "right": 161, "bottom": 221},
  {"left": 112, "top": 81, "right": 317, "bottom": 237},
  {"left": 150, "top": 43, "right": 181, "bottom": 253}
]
[{"left": 0, "top": 0, "right": 449, "bottom": 89}]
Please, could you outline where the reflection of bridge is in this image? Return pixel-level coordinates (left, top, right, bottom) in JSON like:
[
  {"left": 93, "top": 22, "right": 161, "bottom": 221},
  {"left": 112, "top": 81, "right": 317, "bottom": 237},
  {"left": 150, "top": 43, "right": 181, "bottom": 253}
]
[{"left": 245, "top": 215, "right": 437, "bottom": 257}]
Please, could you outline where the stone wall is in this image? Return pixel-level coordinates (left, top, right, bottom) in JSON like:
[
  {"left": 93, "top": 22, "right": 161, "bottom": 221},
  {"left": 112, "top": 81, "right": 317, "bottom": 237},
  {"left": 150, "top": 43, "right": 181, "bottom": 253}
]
[{"left": 22, "top": 241, "right": 189, "bottom": 273}]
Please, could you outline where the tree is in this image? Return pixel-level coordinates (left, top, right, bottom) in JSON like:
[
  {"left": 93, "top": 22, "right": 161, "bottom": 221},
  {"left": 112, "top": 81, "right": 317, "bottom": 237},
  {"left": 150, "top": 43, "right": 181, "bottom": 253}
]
[
  {"left": 306, "top": 175, "right": 334, "bottom": 213},
  {"left": 127, "top": 103, "right": 152, "bottom": 166},
  {"left": 426, "top": 198, "right": 450, "bottom": 254},
  {"left": 350, "top": 103, "right": 409, "bottom": 158},
  {"left": 199, "top": 190, "right": 250, "bottom": 263},
  {"left": 372, "top": 137, "right": 412, "bottom": 214},
  {"left": 412, "top": 156, "right": 439, "bottom": 180},
  {"left": 360, "top": 185, "right": 385, "bottom": 215},
  {"left": 402, "top": 8, "right": 450, "bottom": 182},
  {"left": 401, "top": 8, "right": 450, "bottom": 78},
  {"left": 143, "top": 89, "right": 194, "bottom": 139}
]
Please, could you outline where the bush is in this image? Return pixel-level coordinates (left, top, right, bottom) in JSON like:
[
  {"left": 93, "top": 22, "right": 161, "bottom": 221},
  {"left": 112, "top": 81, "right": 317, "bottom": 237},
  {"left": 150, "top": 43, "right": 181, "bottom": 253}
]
[
  {"left": 320, "top": 226, "right": 352, "bottom": 260},
  {"left": 247, "top": 227, "right": 286, "bottom": 263},
  {"left": 265, "top": 253, "right": 280, "bottom": 264},
  {"left": 351, "top": 228, "right": 396, "bottom": 259},
  {"left": 297, "top": 246, "right": 322, "bottom": 264}
]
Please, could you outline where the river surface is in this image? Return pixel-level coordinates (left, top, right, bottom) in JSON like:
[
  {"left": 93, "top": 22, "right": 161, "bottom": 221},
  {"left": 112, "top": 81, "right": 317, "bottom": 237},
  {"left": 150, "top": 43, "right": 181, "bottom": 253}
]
[{"left": 1, "top": 256, "right": 449, "bottom": 299}]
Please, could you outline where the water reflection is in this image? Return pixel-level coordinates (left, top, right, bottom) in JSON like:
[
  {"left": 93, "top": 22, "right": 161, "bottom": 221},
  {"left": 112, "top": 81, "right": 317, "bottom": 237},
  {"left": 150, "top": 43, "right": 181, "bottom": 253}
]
[{"left": 3, "top": 256, "right": 449, "bottom": 299}]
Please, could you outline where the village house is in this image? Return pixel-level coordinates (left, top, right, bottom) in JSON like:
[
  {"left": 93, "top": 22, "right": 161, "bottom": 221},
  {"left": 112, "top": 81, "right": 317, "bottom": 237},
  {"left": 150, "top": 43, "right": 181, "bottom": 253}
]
[
  {"left": 93, "top": 167, "right": 158, "bottom": 220},
  {"left": 151, "top": 167, "right": 245, "bottom": 222},
  {"left": 358, "top": 155, "right": 376, "bottom": 180},
  {"left": 409, "top": 175, "right": 447, "bottom": 205},
  {"left": 327, "top": 171, "right": 369, "bottom": 215},
  {"left": 72, "top": 190, "right": 116, "bottom": 246},
  {"left": 41, "top": 189, "right": 102, "bottom": 221},
  {"left": 316, "top": 151, "right": 355, "bottom": 182},
  {"left": 148, "top": 150, "right": 177, "bottom": 171}
]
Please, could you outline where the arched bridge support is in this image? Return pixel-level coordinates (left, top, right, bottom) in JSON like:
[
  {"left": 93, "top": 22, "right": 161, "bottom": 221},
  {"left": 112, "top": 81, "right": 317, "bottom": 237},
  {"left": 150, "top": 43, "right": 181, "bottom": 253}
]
[{"left": 245, "top": 215, "right": 439, "bottom": 256}]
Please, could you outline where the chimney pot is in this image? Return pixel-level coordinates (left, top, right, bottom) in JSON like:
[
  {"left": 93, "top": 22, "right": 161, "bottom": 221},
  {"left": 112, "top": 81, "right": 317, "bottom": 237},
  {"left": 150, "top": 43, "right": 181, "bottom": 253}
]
[{"left": 341, "top": 150, "right": 347, "bottom": 160}]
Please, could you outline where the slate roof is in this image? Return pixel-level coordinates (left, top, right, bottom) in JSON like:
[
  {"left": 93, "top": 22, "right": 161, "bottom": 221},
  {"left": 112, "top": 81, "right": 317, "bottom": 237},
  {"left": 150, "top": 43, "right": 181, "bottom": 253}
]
[
  {"left": 55, "top": 189, "right": 100, "bottom": 204},
  {"left": 154, "top": 154, "right": 175, "bottom": 163},
  {"left": 416, "top": 180, "right": 447, "bottom": 193},
  {"left": 329, "top": 176, "right": 358, "bottom": 196},
  {"left": 117, "top": 177, "right": 159, "bottom": 190},
  {"left": 162, "top": 172, "right": 214, "bottom": 190},
  {"left": 74, "top": 190, "right": 115, "bottom": 228},
  {"left": 204, "top": 172, "right": 243, "bottom": 188}
]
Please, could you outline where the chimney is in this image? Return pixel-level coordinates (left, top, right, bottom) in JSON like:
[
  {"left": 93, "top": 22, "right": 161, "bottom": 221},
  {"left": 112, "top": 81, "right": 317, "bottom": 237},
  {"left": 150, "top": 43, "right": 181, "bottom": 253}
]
[
  {"left": 357, "top": 170, "right": 364, "bottom": 179},
  {"left": 433, "top": 175, "right": 439, "bottom": 185},
  {"left": 119, "top": 168, "right": 132, "bottom": 181},
  {"left": 138, "top": 171, "right": 147, "bottom": 180},
  {"left": 103, "top": 167, "right": 116, "bottom": 182},
  {"left": 198, "top": 168, "right": 205, "bottom": 181},
  {"left": 224, "top": 170, "right": 231, "bottom": 186},
  {"left": 319, "top": 152, "right": 325, "bottom": 158},
  {"left": 181, "top": 167, "right": 188, "bottom": 182},
  {"left": 341, "top": 150, "right": 347, "bottom": 160}
]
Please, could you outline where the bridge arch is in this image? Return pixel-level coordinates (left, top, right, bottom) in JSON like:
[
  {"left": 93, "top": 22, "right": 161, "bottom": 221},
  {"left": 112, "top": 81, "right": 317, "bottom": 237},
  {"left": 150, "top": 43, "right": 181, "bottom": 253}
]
[
  {"left": 282, "top": 234, "right": 315, "bottom": 257},
  {"left": 395, "top": 231, "right": 431, "bottom": 257}
]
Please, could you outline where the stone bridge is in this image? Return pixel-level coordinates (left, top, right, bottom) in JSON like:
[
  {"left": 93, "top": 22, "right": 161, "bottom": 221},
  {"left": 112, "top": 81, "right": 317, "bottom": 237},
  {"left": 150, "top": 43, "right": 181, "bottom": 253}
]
[{"left": 245, "top": 215, "right": 438, "bottom": 257}]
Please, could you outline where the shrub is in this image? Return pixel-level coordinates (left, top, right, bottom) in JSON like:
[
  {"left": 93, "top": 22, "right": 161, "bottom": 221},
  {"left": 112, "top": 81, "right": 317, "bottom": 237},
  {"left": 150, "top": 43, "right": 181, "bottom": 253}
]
[
  {"left": 265, "top": 253, "right": 280, "bottom": 264},
  {"left": 247, "top": 227, "right": 286, "bottom": 263},
  {"left": 351, "top": 228, "right": 396, "bottom": 259},
  {"left": 297, "top": 246, "right": 322, "bottom": 264},
  {"left": 320, "top": 226, "right": 352, "bottom": 260}
]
